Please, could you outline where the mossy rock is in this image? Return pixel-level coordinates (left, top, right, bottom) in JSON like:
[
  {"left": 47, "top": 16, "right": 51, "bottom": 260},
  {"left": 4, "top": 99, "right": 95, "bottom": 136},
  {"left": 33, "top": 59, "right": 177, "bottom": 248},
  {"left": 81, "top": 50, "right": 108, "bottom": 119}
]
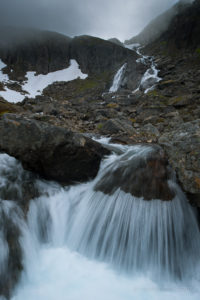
[
  {"left": 130, "top": 118, "right": 136, "bottom": 124},
  {"left": 168, "top": 95, "right": 191, "bottom": 107},
  {"left": 0, "top": 98, "right": 22, "bottom": 115},
  {"left": 107, "top": 103, "right": 119, "bottom": 109},
  {"left": 196, "top": 48, "right": 200, "bottom": 56},
  {"left": 97, "top": 123, "right": 103, "bottom": 130}
]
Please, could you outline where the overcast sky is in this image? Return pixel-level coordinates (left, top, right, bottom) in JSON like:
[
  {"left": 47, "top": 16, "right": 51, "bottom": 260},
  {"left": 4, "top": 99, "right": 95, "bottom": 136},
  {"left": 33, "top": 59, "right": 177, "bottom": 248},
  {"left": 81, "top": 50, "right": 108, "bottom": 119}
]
[{"left": 0, "top": 0, "right": 181, "bottom": 41}]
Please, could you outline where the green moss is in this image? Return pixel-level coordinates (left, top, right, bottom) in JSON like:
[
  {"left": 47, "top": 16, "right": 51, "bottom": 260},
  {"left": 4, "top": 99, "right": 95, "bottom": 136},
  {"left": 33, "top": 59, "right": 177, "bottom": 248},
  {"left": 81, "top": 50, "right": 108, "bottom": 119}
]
[
  {"left": 147, "top": 90, "right": 159, "bottom": 97},
  {"left": 77, "top": 79, "right": 99, "bottom": 92},
  {"left": 156, "top": 118, "right": 165, "bottom": 123},
  {"left": 130, "top": 118, "right": 136, "bottom": 124},
  {"left": 168, "top": 96, "right": 186, "bottom": 106},
  {"left": 147, "top": 90, "right": 167, "bottom": 100},
  {"left": 73, "top": 71, "right": 111, "bottom": 93},
  {"left": 160, "top": 41, "right": 167, "bottom": 46},
  {"left": 196, "top": 48, "right": 200, "bottom": 55},
  {"left": 107, "top": 103, "right": 118, "bottom": 108},
  {"left": 97, "top": 123, "right": 103, "bottom": 130},
  {"left": 0, "top": 110, "right": 10, "bottom": 116}
]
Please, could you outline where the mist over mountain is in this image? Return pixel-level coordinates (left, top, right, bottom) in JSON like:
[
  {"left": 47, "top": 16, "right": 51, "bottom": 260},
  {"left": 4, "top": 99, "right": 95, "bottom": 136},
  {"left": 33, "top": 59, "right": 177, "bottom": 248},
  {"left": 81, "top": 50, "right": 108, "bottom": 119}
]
[
  {"left": 0, "top": 0, "right": 178, "bottom": 40},
  {"left": 125, "top": 0, "right": 194, "bottom": 45}
]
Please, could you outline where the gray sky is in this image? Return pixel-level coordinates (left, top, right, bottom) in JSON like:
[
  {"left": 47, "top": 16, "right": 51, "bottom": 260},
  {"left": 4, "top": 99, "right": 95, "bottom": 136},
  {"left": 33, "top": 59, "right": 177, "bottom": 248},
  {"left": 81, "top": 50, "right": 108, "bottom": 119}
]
[{"left": 0, "top": 0, "right": 180, "bottom": 41}]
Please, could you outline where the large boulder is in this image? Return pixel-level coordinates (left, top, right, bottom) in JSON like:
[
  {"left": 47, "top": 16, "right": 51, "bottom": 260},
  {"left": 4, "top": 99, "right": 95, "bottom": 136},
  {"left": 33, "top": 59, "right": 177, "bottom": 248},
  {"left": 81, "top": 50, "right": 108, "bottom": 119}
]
[
  {"left": 95, "top": 145, "right": 174, "bottom": 201},
  {"left": 158, "top": 119, "right": 200, "bottom": 206},
  {"left": 0, "top": 114, "right": 110, "bottom": 184}
]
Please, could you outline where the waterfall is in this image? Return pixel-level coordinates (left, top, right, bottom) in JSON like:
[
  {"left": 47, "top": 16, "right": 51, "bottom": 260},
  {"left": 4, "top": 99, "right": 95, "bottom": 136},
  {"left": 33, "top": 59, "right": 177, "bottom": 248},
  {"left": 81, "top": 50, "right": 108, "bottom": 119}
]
[
  {"left": 125, "top": 43, "right": 161, "bottom": 93},
  {"left": 109, "top": 63, "right": 127, "bottom": 92},
  {"left": 0, "top": 141, "right": 200, "bottom": 299}
]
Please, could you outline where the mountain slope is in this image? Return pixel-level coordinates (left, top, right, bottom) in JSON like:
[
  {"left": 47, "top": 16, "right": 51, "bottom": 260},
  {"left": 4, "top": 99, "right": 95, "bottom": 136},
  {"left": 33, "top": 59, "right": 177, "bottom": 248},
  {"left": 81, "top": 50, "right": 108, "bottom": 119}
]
[
  {"left": 125, "top": 0, "right": 192, "bottom": 46},
  {"left": 0, "top": 28, "right": 138, "bottom": 80}
]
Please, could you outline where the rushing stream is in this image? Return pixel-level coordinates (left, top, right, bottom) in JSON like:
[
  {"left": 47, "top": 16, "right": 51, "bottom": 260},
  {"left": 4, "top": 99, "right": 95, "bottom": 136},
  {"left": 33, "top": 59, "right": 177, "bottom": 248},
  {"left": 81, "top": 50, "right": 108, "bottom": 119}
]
[
  {"left": 125, "top": 43, "right": 161, "bottom": 93},
  {"left": 0, "top": 140, "right": 200, "bottom": 300}
]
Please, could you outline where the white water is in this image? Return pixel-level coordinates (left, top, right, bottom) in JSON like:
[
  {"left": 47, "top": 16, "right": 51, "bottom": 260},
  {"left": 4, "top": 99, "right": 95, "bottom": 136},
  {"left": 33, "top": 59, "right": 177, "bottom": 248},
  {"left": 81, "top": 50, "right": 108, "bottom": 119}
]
[
  {"left": 125, "top": 43, "right": 161, "bottom": 93},
  {"left": 109, "top": 63, "right": 127, "bottom": 92},
  {"left": 0, "top": 59, "right": 87, "bottom": 103},
  {"left": 0, "top": 142, "right": 200, "bottom": 300}
]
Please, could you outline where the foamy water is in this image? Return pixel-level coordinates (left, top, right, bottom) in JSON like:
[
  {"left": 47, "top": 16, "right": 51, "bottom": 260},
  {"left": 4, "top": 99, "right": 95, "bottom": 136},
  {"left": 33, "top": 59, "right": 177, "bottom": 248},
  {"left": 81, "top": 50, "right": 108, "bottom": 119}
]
[{"left": 0, "top": 141, "right": 200, "bottom": 300}]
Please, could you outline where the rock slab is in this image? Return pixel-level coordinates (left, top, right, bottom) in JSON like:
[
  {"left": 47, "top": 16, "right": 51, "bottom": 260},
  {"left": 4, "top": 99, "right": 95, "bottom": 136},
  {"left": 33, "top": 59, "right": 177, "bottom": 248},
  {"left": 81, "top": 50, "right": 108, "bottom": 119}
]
[{"left": 0, "top": 114, "right": 110, "bottom": 184}]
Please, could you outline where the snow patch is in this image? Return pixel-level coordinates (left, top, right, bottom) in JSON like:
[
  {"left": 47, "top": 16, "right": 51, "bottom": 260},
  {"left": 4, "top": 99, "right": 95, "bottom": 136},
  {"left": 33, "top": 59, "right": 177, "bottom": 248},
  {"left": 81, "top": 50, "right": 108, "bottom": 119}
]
[
  {"left": 0, "top": 59, "right": 88, "bottom": 103},
  {"left": 0, "top": 89, "right": 25, "bottom": 103},
  {"left": 23, "top": 60, "right": 88, "bottom": 98}
]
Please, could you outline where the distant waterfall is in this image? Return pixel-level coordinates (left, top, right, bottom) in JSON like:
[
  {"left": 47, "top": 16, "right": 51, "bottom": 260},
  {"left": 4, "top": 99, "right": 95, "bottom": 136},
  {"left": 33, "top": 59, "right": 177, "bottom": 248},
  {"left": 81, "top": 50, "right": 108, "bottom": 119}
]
[
  {"left": 0, "top": 141, "right": 200, "bottom": 300},
  {"left": 109, "top": 63, "right": 127, "bottom": 92},
  {"left": 125, "top": 43, "right": 161, "bottom": 93}
]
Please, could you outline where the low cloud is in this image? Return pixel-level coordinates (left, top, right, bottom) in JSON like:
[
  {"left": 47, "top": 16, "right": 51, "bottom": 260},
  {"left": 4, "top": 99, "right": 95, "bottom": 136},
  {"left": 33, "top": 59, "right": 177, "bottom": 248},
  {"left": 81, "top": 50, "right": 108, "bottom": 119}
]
[{"left": 0, "top": 0, "right": 181, "bottom": 41}]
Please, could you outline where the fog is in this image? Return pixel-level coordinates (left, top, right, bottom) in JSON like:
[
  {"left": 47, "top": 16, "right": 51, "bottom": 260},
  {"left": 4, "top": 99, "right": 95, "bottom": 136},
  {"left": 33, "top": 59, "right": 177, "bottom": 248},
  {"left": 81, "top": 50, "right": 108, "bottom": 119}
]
[{"left": 0, "top": 0, "right": 192, "bottom": 41}]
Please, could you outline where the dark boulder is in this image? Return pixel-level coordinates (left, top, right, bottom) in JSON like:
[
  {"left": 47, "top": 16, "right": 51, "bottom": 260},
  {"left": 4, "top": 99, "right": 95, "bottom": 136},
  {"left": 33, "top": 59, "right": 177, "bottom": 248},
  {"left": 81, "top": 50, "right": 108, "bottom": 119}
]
[
  {"left": 95, "top": 145, "right": 174, "bottom": 201},
  {"left": 0, "top": 114, "right": 110, "bottom": 184},
  {"left": 0, "top": 203, "right": 23, "bottom": 299}
]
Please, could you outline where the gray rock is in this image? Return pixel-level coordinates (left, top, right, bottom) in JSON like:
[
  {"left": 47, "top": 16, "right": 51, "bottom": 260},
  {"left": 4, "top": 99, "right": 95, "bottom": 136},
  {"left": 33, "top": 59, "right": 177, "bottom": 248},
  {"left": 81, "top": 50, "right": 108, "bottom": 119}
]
[
  {"left": 95, "top": 145, "right": 174, "bottom": 201},
  {"left": 99, "top": 118, "right": 135, "bottom": 135},
  {"left": 158, "top": 119, "right": 200, "bottom": 204},
  {"left": 0, "top": 114, "right": 110, "bottom": 184}
]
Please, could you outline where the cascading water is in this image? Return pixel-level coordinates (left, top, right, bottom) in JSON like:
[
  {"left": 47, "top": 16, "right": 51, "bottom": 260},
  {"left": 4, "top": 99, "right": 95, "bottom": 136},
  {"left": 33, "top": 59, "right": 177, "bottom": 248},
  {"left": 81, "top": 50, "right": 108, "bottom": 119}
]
[
  {"left": 109, "top": 63, "right": 127, "bottom": 92},
  {"left": 125, "top": 43, "right": 161, "bottom": 93},
  {"left": 0, "top": 140, "right": 200, "bottom": 300}
]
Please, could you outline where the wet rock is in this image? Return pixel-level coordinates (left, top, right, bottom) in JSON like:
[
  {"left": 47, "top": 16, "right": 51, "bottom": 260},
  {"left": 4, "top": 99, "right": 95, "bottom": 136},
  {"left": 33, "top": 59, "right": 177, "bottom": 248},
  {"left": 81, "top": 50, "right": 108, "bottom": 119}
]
[
  {"left": 0, "top": 203, "right": 23, "bottom": 299},
  {"left": 0, "top": 114, "right": 110, "bottom": 185},
  {"left": 0, "top": 97, "right": 23, "bottom": 115},
  {"left": 0, "top": 153, "right": 41, "bottom": 211},
  {"left": 158, "top": 119, "right": 200, "bottom": 205},
  {"left": 95, "top": 145, "right": 174, "bottom": 201}
]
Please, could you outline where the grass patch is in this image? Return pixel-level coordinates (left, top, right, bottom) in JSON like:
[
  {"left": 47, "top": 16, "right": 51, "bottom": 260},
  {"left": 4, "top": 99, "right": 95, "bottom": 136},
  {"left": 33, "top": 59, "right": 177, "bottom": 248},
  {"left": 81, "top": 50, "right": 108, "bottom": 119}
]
[
  {"left": 196, "top": 48, "right": 200, "bottom": 56},
  {"left": 107, "top": 103, "right": 118, "bottom": 108},
  {"left": 97, "top": 123, "right": 103, "bottom": 130},
  {"left": 0, "top": 110, "right": 10, "bottom": 116},
  {"left": 130, "top": 118, "right": 136, "bottom": 124}
]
